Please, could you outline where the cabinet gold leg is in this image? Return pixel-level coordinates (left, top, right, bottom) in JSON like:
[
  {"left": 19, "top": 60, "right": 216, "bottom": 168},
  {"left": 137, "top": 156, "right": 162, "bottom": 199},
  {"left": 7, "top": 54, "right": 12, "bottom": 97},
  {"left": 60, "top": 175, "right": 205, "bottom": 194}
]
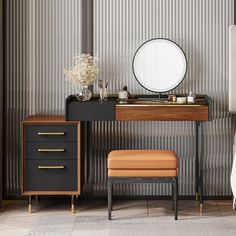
[
  {"left": 71, "top": 195, "right": 75, "bottom": 214},
  {"left": 28, "top": 204, "right": 32, "bottom": 213},
  {"left": 28, "top": 196, "right": 32, "bottom": 213},
  {"left": 71, "top": 204, "right": 75, "bottom": 214}
]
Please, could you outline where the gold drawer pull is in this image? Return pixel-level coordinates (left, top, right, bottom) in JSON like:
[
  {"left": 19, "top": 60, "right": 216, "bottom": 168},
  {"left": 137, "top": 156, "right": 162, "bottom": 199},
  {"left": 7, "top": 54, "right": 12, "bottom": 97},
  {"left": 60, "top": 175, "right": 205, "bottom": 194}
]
[
  {"left": 38, "top": 132, "right": 65, "bottom": 136},
  {"left": 38, "top": 166, "right": 65, "bottom": 169},
  {"left": 38, "top": 148, "right": 65, "bottom": 152}
]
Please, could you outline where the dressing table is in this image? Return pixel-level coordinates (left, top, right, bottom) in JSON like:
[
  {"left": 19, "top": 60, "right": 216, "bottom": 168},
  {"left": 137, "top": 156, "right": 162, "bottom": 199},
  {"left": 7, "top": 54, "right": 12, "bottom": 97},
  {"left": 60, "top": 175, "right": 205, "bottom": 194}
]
[
  {"left": 65, "top": 38, "right": 212, "bottom": 211},
  {"left": 66, "top": 94, "right": 211, "bottom": 210}
]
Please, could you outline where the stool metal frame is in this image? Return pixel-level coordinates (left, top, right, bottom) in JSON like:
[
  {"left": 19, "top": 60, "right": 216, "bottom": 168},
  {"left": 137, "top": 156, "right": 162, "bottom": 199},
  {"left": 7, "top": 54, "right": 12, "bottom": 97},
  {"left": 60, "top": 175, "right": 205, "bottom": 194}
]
[{"left": 108, "top": 176, "right": 178, "bottom": 220}]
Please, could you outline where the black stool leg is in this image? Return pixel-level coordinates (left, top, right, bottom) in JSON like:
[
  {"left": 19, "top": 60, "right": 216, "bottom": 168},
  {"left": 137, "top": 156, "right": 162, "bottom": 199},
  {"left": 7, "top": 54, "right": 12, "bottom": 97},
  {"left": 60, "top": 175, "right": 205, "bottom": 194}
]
[
  {"left": 174, "top": 177, "right": 178, "bottom": 220},
  {"left": 108, "top": 178, "right": 112, "bottom": 220},
  {"left": 172, "top": 183, "right": 174, "bottom": 211},
  {"left": 111, "top": 184, "right": 113, "bottom": 211}
]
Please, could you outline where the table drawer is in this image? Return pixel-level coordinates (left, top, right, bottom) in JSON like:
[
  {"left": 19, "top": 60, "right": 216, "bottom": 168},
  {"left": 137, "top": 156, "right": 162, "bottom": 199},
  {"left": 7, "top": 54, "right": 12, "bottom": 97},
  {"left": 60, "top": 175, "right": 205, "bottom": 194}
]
[
  {"left": 25, "top": 124, "right": 77, "bottom": 142},
  {"left": 24, "top": 160, "right": 77, "bottom": 191},
  {"left": 25, "top": 142, "right": 77, "bottom": 160}
]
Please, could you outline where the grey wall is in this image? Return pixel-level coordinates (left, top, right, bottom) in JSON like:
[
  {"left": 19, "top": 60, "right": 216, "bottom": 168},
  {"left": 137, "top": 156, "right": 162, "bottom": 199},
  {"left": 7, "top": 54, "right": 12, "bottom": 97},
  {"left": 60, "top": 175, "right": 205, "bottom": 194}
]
[{"left": 4, "top": 0, "right": 235, "bottom": 198}]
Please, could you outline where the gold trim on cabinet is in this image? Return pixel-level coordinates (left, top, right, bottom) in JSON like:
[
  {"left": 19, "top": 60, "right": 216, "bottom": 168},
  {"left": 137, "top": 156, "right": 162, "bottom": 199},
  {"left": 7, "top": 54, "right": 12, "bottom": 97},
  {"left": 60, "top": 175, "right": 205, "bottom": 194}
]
[
  {"left": 38, "top": 132, "right": 65, "bottom": 136},
  {"left": 38, "top": 166, "right": 65, "bottom": 169},
  {"left": 38, "top": 148, "right": 65, "bottom": 152}
]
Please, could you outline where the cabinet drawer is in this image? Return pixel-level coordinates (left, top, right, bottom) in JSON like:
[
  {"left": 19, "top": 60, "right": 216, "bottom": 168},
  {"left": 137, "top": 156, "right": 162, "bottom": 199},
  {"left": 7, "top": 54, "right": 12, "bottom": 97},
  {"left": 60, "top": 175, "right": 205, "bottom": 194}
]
[
  {"left": 25, "top": 142, "right": 77, "bottom": 160},
  {"left": 24, "top": 160, "right": 77, "bottom": 191},
  {"left": 25, "top": 124, "right": 77, "bottom": 142}
]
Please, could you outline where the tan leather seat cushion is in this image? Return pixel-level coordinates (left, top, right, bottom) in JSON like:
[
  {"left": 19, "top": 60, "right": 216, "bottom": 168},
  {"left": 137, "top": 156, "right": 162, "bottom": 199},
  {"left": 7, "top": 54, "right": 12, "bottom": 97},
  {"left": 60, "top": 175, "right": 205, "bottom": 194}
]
[
  {"left": 108, "top": 169, "right": 177, "bottom": 177},
  {"left": 108, "top": 150, "right": 178, "bottom": 170}
]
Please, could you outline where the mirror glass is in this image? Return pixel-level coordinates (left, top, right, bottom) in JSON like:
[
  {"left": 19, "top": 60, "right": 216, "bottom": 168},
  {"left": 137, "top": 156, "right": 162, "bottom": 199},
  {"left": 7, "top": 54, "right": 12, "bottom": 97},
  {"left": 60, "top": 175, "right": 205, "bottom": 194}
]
[{"left": 133, "top": 39, "right": 187, "bottom": 93}]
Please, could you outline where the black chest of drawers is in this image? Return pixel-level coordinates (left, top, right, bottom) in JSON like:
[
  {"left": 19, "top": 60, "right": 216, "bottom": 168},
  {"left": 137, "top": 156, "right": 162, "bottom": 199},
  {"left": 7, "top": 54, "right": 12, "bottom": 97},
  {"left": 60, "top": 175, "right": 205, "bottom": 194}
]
[{"left": 22, "top": 116, "right": 80, "bottom": 213}]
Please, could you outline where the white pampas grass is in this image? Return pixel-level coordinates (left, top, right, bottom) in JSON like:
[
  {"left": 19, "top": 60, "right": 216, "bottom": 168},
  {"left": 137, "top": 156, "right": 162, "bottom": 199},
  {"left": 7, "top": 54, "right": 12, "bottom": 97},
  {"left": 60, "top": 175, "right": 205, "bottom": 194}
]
[{"left": 64, "top": 54, "right": 99, "bottom": 87}]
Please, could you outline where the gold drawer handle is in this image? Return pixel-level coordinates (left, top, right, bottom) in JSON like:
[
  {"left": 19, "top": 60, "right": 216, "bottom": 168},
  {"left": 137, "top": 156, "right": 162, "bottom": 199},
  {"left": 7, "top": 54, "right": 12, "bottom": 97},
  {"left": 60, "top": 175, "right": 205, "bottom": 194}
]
[
  {"left": 38, "top": 132, "right": 65, "bottom": 136},
  {"left": 38, "top": 166, "right": 65, "bottom": 169},
  {"left": 38, "top": 148, "right": 65, "bottom": 152}
]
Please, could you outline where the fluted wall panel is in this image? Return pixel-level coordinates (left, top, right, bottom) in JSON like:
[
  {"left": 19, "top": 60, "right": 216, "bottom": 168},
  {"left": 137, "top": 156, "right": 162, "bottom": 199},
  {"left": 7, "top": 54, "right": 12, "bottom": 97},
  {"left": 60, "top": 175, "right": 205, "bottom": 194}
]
[
  {"left": 5, "top": 0, "right": 234, "bottom": 197},
  {"left": 93, "top": 0, "right": 234, "bottom": 196},
  {"left": 5, "top": 0, "right": 82, "bottom": 196}
]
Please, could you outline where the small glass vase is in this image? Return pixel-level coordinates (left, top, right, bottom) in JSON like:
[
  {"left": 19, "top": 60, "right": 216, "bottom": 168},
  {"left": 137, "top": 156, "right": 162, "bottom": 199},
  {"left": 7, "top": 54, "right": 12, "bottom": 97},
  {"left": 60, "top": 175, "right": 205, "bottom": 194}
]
[
  {"left": 75, "top": 86, "right": 92, "bottom": 101},
  {"left": 99, "top": 88, "right": 108, "bottom": 102}
]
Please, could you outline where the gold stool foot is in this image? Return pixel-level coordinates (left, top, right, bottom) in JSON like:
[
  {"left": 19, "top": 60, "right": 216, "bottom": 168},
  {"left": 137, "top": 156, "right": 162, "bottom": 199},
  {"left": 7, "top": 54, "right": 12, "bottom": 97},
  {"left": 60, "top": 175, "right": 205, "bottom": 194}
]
[
  {"left": 195, "top": 192, "right": 199, "bottom": 201},
  {"left": 200, "top": 203, "right": 203, "bottom": 213}
]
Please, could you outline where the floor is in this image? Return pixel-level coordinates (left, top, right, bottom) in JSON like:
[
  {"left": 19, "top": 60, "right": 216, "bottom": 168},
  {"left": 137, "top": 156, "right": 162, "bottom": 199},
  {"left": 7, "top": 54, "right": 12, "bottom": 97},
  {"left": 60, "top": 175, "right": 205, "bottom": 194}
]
[{"left": 0, "top": 199, "right": 235, "bottom": 236}]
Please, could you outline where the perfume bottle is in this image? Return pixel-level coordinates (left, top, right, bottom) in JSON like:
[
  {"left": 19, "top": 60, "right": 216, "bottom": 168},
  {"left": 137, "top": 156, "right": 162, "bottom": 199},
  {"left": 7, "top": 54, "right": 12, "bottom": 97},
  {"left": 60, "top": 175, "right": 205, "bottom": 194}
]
[{"left": 187, "top": 91, "right": 195, "bottom": 103}]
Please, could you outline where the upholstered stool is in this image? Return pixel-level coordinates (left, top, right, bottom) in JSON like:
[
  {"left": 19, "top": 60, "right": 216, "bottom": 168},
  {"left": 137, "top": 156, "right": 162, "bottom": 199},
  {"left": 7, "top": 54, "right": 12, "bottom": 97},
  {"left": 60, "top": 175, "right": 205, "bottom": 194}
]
[{"left": 107, "top": 150, "right": 178, "bottom": 220}]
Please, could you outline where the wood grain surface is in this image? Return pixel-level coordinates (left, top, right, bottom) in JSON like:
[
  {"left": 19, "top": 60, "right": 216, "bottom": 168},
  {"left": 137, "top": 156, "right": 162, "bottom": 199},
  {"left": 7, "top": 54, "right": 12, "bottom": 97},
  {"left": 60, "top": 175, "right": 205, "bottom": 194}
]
[{"left": 116, "top": 105, "right": 209, "bottom": 121}]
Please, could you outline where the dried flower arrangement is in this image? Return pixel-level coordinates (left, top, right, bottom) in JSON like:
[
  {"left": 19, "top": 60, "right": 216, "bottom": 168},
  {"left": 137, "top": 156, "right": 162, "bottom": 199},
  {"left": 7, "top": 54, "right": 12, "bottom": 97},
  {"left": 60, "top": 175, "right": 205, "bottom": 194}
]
[{"left": 64, "top": 54, "right": 99, "bottom": 88}]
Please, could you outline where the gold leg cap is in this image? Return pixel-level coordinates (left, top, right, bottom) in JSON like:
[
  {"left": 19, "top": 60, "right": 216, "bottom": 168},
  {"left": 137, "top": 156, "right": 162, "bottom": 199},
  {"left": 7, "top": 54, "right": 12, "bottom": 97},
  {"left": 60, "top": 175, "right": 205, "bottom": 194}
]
[
  {"left": 200, "top": 203, "right": 203, "bottom": 213},
  {"left": 195, "top": 193, "right": 199, "bottom": 201}
]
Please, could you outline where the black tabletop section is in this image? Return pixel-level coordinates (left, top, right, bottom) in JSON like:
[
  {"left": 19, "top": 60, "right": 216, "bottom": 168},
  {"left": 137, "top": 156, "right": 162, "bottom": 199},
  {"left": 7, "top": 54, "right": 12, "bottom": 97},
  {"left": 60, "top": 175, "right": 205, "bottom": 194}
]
[{"left": 66, "top": 96, "right": 116, "bottom": 121}]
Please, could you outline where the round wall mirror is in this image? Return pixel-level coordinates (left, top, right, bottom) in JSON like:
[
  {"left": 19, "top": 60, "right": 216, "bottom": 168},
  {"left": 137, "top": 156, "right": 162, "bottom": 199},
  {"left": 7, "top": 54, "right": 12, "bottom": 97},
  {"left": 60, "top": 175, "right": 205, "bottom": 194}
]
[{"left": 132, "top": 38, "right": 187, "bottom": 93}]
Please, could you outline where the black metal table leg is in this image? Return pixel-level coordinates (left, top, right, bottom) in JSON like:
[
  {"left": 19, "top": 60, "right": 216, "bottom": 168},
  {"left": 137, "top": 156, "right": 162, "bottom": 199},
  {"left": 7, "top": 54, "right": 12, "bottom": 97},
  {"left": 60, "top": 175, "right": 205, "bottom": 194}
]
[
  {"left": 87, "top": 121, "right": 94, "bottom": 196},
  {"left": 195, "top": 122, "right": 199, "bottom": 201},
  {"left": 196, "top": 122, "right": 204, "bottom": 211},
  {"left": 35, "top": 195, "right": 39, "bottom": 205},
  {"left": 199, "top": 122, "right": 204, "bottom": 211},
  {"left": 199, "top": 173, "right": 204, "bottom": 212},
  {"left": 82, "top": 121, "right": 91, "bottom": 197},
  {"left": 174, "top": 177, "right": 178, "bottom": 220}
]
